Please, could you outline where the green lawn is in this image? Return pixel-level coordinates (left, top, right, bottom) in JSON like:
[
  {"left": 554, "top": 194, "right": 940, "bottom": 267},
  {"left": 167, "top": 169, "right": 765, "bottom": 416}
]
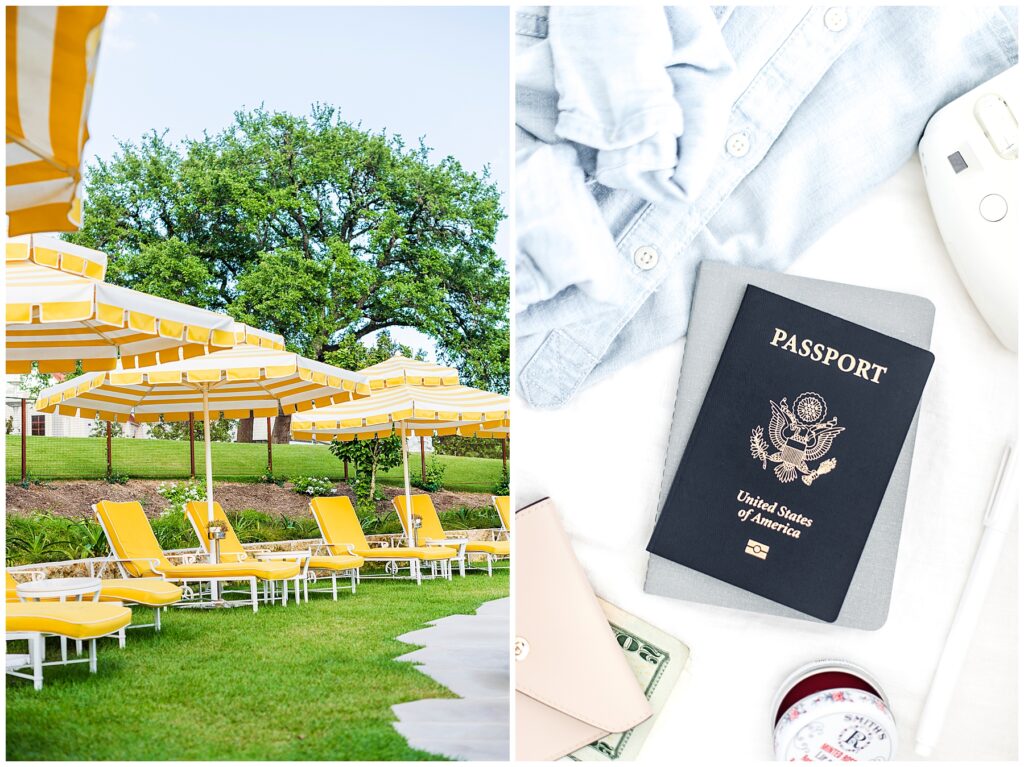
[
  {"left": 6, "top": 571, "right": 508, "bottom": 760},
  {"left": 6, "top": 435, "right": 505, "bottom": 491}
]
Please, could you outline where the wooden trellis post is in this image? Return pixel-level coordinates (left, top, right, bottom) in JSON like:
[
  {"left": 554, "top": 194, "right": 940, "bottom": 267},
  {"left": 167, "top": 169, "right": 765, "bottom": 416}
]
[
  {"left": 267, "top": 416, "right": 274, "bottom": 474},
  {"left": 20, "top": 398, "right": 27, "bottom": 483},
  {"left": 106, "top": 421, "right": 112, "bottom": 476},
  {"left": 420, "top": 437, "right": 426, "bottom": 482}
]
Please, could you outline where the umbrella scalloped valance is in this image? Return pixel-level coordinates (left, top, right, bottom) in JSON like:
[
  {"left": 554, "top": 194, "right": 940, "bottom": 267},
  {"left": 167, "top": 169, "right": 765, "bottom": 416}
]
[
  {"left": 5, "top": 232, "right": 106, "bottom": 279},
  {"left": 359, "top": 355, "right": 461, "bottom": 390},
  {"left": 6, "top": 236, "right": 284, "bottom": 373}
]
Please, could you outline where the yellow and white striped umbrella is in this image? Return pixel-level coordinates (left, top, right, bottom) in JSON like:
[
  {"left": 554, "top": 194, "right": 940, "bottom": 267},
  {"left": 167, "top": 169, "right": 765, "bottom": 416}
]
[
  {"left": 291, "top": 383, "right": 509, "bottom": 442},
  {"left": 6, "top": 5, "right": 106, "bottom": 235},
  {"left": 5, "top": 235, "right": 283, "bottom": 373},
  {"left": 292, "top": 381, "right": 509, "bottom": 548},
  {"left": 35, "top": 344, "right": 369, "bottom": 424},
  {"left": 359, "top": 355, "right": 460, "bottom": 389},
  {"left": 37, "top": 345, "right": 370, "bottom": 553},
  {"left": 352, "top": 357, "right": 509, "bottom": 439}
]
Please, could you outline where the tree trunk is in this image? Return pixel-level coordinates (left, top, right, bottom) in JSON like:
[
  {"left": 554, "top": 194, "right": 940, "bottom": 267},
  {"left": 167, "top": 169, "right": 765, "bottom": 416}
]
[
  {"left": 237, "top": 417, "right": 254, "bottom": 443},
  {"left": 272, "top": 414, "right": 291, "bottom": 444}
]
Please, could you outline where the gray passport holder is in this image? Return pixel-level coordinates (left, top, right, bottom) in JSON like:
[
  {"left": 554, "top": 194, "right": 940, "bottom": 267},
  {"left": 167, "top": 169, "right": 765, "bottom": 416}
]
[{"left": 643, "top": 261, "right": 934, "bottom": 630}]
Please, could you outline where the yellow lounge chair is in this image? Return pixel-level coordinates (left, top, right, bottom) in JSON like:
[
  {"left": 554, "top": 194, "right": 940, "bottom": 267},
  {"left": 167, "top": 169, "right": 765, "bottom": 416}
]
[
  {"left": 493, "top": 495, "right": 511, "bottom": 534},
  {"left": 94, "top": 501, "right": 300, "bottom": 612},
  {"left": 394, "top": 495, "right": 510, "bottom": 577},
  {"left": 185, "top": 501, "right": 363, "bottom": 602},
  {"left": 6, "top": 600, "right": 132, "bottom": 690},
  {"left": 309, "top": 496, "right": 456, "bottom": 585},
  {"left": 7, "top": 570, "right": 180, "bottom": 643}
]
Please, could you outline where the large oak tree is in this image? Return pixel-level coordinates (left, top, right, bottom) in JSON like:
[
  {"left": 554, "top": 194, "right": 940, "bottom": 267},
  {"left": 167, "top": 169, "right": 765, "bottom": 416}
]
[{"left": 69, "top": 106, "right": 508, "bottom": 442}]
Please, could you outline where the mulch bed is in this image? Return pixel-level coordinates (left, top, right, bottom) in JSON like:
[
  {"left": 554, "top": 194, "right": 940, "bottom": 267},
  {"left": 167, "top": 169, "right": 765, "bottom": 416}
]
[{"left": 5, "top": 479, "right": 493, "bottom": 519}]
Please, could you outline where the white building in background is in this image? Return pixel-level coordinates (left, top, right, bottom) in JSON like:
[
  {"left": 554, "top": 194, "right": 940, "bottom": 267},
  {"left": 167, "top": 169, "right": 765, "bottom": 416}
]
[{"left": 5, "top": 379, "right": 151, "bottom": 438}]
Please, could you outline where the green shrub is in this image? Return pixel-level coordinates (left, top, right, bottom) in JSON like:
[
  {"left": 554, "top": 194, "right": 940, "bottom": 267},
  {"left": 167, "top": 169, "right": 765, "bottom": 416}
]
[
  {"left": 156, "top": 479, "right": 206, "bottom": 515},
  {"left": 5, "top": 513, "right": 110, "bottom": 565},
  {"left": 414, "top": 458, "right": 446, "bottom": 492},
  {"left": 105, "top": 468, "right": 129, "bottom": 485},
  {"left": 443, "top": 505, "right": 500, "bottom": 531},
  {"left": 433, "top": 435, "right": 504, "bottom": 459},
  {"left": 258, "top": 468, "right": 285, "bottom": 486},
  {"left": 290, "top": 476, "right": 335, "bottom": 496}
]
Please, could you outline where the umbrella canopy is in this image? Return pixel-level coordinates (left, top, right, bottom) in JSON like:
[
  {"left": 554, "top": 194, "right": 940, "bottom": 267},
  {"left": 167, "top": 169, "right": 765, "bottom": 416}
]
[
  {"left": 36, "top": 344, "right": 370, "bottom": 570},
  {"left": 6, "top": 235, "right": 282, "bottom": 373},
  {"left": 34, "top": 343, "right": 368, "bottom": 423},
  {"left": 291, "top": 382, "right": 509, "bottom": 547},
  {"left": 359, "top": 355, "right": 460, "bottom": 389},
  {"left": 6, "top": 6, "right": 106, "bottom": 235},
  {"left": 290, "top": 384, "right": 510, "bottom": 441}
]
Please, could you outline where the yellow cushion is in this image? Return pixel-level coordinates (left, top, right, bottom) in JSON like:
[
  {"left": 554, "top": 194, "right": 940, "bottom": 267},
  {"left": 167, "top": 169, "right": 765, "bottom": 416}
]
[
  {"left": 308, "top": 555, "right": 364, "bottom": 571},
  {"left": 7, "top": 602, "right": 132, "bottom": 639},
  {"left": 6, "top": 572, "right": 20, "bottom": 602},
  {"left": 493, "top": 496, "right": 511, "bottom": 531},
  {"left": 392, "top": 494, "right": 446, "bottom": 546},
  {"left": 98, "top": 578, "right": 183, "bottom": 606},
  {"left": 353, "top": 546, "right": 456, "bottom": 561},
  {"left": 161, "top": 560, "right": 300, "bottom": 580},
  {"left": 310, "top": 496, "right": 370, "bottom": 552},
  {"left": 94, "top": 500, "right": 172, "bottom": 577},
  {"left": 185, "top": 501, "right": 248, "bottom": 561},
  {"left": 466, "top": 540, "right": 510, "bottom": 557}
]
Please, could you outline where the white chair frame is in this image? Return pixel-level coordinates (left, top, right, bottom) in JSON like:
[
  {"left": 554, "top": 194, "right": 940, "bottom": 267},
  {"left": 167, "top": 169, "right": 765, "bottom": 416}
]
[
  {"left": 6, "top": 625, "right": 127, "bottom": 690},
  {"left": 330, "top": 541, "right": 453, "bottom": 585}
]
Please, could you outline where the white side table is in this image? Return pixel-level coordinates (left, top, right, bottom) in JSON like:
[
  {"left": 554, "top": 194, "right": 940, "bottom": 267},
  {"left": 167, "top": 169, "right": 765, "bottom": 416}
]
[
  {"left": 253, "top": 550, "right": 311, "bottom": 604},
  {"left": 427, "top": 537, "right": 469, "bottom": 578},
  {"left": 16, "top": 577, "right": 104, "bottom": 660}
]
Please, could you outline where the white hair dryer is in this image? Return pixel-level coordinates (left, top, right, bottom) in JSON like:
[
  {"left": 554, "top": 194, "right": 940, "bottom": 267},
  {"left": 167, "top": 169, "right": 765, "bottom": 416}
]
[{"left": 919, "top": 65, "right": 1019, "bottom": 352}]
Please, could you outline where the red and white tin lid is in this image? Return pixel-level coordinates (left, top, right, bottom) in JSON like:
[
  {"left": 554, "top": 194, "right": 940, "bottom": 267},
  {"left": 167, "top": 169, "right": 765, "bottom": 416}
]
[{"left": 771, "top": 660, "right": 898, "bottom": 762}]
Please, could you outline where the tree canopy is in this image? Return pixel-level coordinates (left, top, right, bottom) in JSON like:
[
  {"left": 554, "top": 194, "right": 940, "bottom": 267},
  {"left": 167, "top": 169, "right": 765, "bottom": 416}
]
[{"left": 69, "top": 105, "right": 509, "bottom": 394}]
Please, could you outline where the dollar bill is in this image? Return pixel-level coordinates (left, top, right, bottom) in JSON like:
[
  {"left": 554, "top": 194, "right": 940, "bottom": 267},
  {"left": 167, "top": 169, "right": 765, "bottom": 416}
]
[{"left": 562, "top": 599, "right": 689, "bottom": 761}]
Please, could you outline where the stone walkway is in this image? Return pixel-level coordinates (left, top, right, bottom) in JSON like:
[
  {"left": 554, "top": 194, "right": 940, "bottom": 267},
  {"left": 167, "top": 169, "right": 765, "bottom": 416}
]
[{"left": 392, "top": 597, "right": 510, "bottom": 761}]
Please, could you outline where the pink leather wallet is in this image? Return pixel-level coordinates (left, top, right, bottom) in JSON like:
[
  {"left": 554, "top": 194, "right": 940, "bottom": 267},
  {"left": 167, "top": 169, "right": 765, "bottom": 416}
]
[{"left": 515, "top": 498, "right": 652, "bottom": 760}]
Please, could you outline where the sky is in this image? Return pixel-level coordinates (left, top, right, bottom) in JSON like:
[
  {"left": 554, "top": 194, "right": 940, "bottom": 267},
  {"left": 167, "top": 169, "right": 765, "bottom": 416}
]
[{"left": 85, "top": 6, "right": 510, "bottom": 359}]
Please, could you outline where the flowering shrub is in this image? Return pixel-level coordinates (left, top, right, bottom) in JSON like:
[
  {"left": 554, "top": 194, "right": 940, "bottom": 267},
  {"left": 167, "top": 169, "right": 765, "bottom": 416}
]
[
  {"left": 156, "top": 479, "right": 206, "bottom": 515},
  {"left": 290, "top": 476, "right": 335, "bottom": 496}
]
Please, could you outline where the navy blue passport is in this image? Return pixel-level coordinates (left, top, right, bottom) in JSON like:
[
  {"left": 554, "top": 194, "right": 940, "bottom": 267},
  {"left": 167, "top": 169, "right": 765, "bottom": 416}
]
[{"left": 646, "top": 286, "right": 934, "bottom": 622}]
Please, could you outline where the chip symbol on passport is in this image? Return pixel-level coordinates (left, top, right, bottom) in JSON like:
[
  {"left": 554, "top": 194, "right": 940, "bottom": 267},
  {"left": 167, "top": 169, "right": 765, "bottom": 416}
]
[
  {"left": 745, "top": 540, "right": 770, "bottom": 559},
  {"left": 750, "top": 392, "right": 845, "bottom": 486}
]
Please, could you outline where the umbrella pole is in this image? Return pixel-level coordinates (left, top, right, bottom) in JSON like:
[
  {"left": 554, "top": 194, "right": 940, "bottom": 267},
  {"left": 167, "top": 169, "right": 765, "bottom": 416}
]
[
  {"left": 202, "top": 385, "right": 219, "bottom": 606},
  {"left": 401, "top": 423, "right": 414, "bottom": 548}
]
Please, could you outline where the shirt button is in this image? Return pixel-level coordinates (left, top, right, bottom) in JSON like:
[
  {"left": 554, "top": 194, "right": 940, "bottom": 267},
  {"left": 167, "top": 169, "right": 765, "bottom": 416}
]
[
  {"left": 725, "top": 132, "right": 750, "bottom": 158},
  {"left": 824, "top": 7, "right": 848, "bottom": 32},
  {"left": 633, "top": 245, "right": 659, "bottom": 270}
]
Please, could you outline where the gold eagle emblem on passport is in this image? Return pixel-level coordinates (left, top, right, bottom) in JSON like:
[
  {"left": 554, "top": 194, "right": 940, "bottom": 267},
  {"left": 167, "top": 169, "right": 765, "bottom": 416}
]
[{"left": 750, "top": 392, "right": 844, "bottom": 485}]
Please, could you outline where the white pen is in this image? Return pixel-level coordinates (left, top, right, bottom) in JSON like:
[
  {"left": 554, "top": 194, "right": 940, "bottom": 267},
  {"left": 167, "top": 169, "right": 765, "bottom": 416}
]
[{"left": 915, "top": 442, "right": 1018, "bottom": 757}]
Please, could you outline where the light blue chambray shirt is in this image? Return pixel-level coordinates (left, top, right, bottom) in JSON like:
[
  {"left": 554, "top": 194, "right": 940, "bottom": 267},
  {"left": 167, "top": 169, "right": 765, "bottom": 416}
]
[{"left": 516, "top": 6, "right": 1019, "bottom": 408}]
